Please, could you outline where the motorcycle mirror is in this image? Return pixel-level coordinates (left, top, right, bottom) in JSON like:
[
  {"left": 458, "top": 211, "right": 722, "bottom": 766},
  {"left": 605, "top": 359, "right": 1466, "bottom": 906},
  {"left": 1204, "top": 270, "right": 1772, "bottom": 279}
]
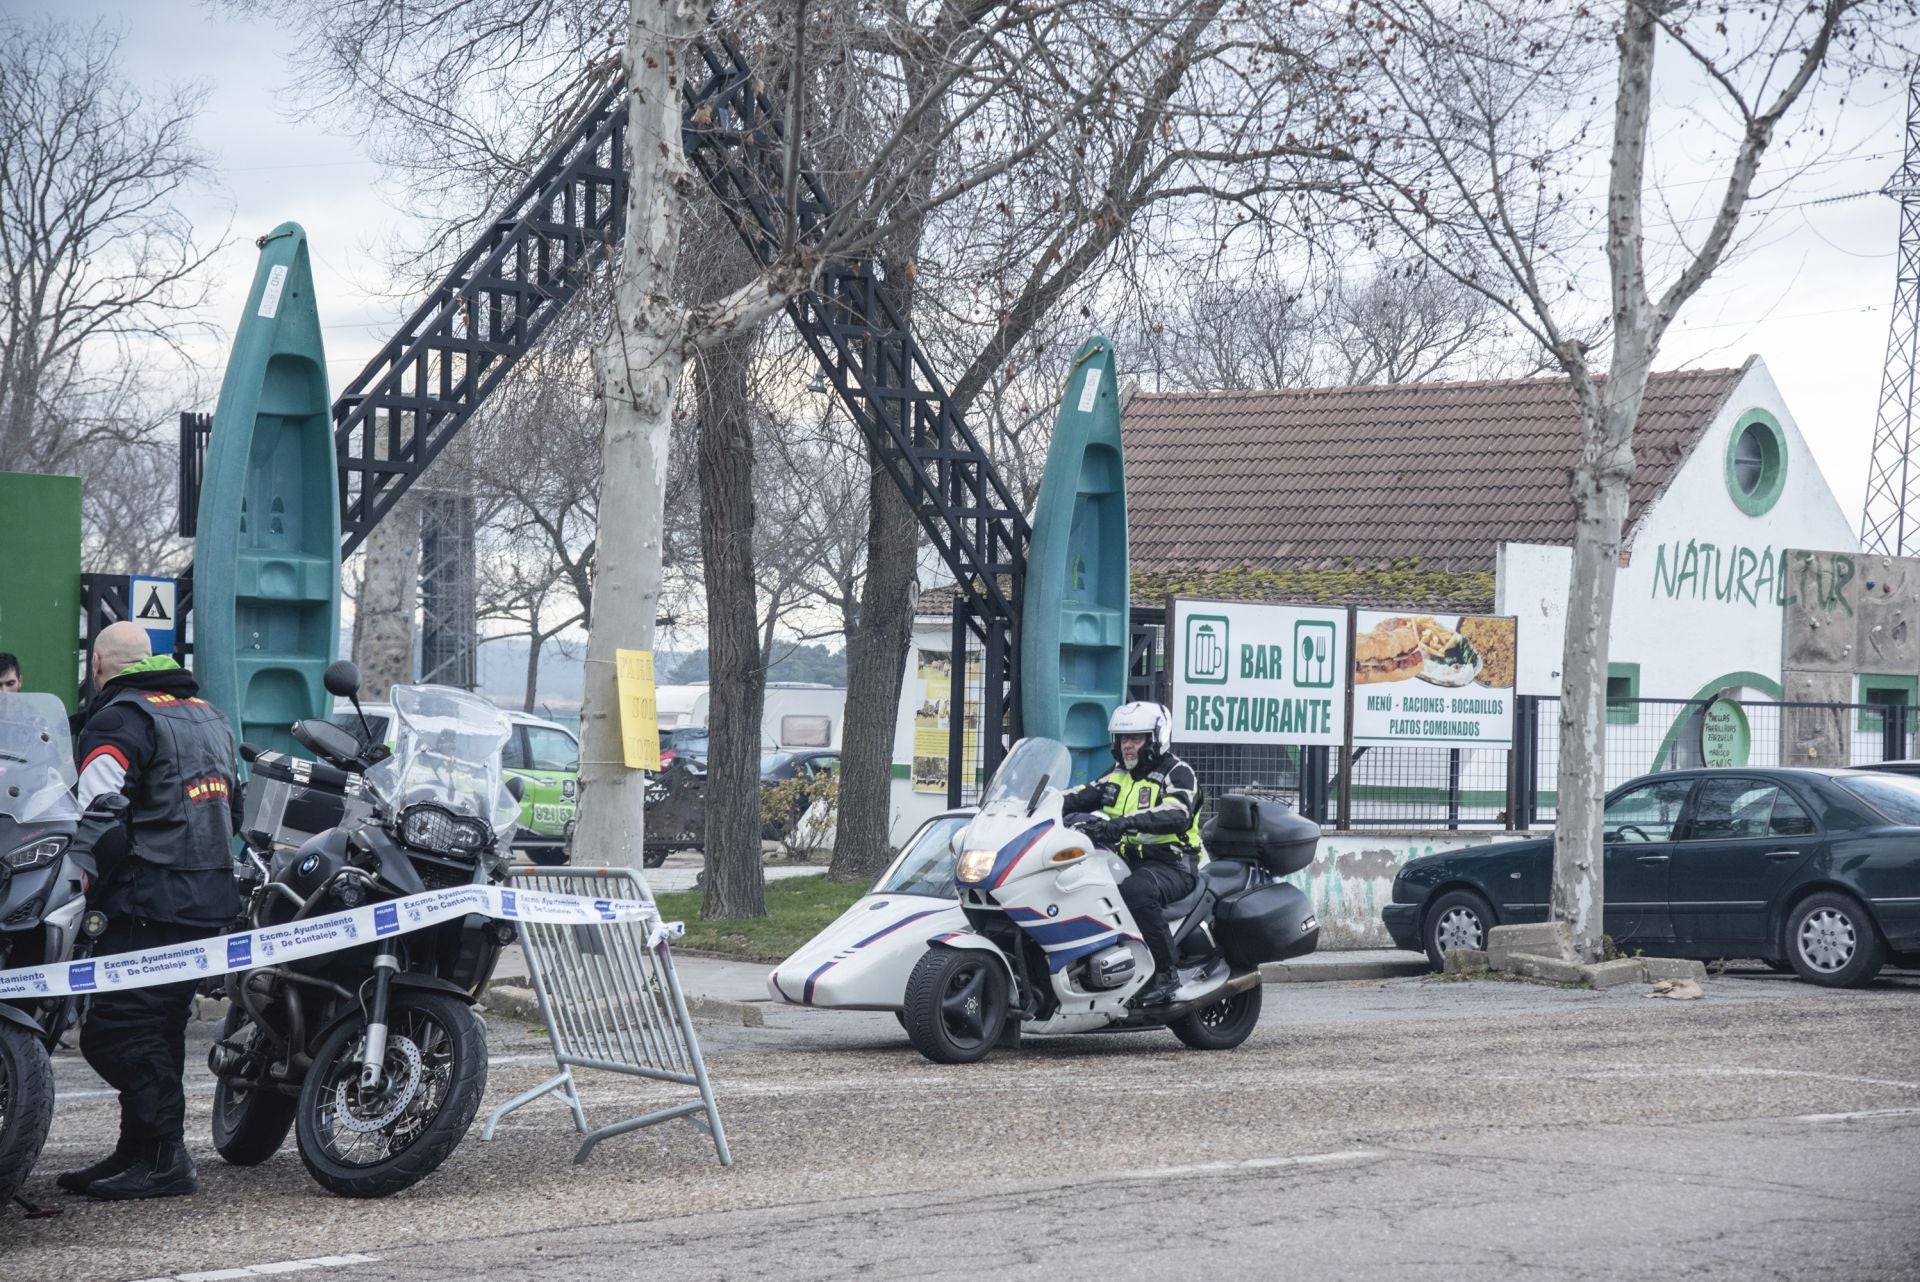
[
  {"left": 505, "top": 775, "right": 527, "bottom": 802},
  {"left": 322, "top": 659, "right": 378, "bottom": 745},
  {"left": 321, "top": 660, "right": 362, "bottom": 699}
]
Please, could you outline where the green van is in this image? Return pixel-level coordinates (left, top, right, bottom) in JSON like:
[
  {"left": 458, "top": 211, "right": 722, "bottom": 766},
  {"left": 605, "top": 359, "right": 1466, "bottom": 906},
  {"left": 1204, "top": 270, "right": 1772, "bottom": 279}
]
[{"left": 332, "top": 702, "right": 580, "bottom": 863}]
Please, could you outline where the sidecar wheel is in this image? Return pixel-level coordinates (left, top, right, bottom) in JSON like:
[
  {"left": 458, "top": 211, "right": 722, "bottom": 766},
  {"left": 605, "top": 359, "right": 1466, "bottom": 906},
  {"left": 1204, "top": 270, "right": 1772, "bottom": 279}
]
[{"left": 903, "top": 949, "right": 1007, "bottom": 1065}]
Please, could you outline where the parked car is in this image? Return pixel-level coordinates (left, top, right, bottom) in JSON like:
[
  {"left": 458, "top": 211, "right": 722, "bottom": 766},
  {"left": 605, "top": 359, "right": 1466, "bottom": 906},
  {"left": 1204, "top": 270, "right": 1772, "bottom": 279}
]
[
  {"left": 658, "top": 725, "right": 710, "bottom": 768},
  {"left": 333, "top": 702, "right": 579, "bottom": 863},
  {"left": 761, "top": 750, "right": 841, "bottom": 840},
  {"left": 760, "top": 749, "right": 841, "bottom": 784},
  {"left": 1381, "top": 767, "right": 1920, "bottom": 987}
]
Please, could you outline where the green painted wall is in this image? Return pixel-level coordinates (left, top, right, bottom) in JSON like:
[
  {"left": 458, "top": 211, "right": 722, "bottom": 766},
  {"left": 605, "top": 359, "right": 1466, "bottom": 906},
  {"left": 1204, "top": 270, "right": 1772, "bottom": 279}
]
[{"left": 0, "top": 471, "right": 82, "bottom": 712}]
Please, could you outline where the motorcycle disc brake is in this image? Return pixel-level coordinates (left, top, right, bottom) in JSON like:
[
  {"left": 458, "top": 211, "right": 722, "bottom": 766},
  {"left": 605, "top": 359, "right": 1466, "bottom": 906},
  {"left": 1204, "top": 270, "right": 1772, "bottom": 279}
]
[{"left": 332, "top": 1035, "right": 426, "bottom": 1133}]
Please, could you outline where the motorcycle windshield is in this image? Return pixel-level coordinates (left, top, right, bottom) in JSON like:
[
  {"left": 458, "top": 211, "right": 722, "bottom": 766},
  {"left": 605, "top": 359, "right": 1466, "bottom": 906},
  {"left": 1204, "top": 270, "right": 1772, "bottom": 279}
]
[
  {"left": 0, "top": 692, "right": 78, "bottom": 823},
  {"left": 365, "top": 685, "right": 520, "bottom": 836},
  {"left": 977, "top": 737, "right": 1072, "bottom": 816}
]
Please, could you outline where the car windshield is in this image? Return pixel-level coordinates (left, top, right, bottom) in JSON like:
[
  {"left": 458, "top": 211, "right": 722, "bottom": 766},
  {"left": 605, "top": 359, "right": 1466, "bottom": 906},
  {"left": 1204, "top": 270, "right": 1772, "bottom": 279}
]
[
  {"left": 365, "top": 685, "right": 519, "bottom": 836},
  {"left": 872, "top": 813, "right": 972, "bottom": 898},
  {"left": 0, "top": 692, "right": 77, "bottom": 823},
  {"left": 761, "top": 752, "right": 793, "bottom": 775},
  {"left": 978, "top": 737, "right": 1073, "bottom": 814},
  {"left": 1835, "top": 772, "right": 1920, "bottom": 825}
]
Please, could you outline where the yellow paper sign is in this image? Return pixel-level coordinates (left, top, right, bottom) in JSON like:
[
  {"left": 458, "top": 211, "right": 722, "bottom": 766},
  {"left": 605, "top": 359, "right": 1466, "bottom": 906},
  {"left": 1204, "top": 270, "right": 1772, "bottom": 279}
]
[{"left": 615, "top": 649, "right": 661, "bottom": 770}]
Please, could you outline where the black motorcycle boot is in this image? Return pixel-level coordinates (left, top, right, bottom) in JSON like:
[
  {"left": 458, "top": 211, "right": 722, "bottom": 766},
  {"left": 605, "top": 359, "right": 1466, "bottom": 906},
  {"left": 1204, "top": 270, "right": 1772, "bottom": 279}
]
[
  {"left": 1132, "top": 972, "right": 1180, "bottom": 1008},
  {"left": 86, "top": 1139, "right": 198, "bottom": 1201},
  {"left": 55, "top": 1150, "right": 136, "bottom": 1195}
]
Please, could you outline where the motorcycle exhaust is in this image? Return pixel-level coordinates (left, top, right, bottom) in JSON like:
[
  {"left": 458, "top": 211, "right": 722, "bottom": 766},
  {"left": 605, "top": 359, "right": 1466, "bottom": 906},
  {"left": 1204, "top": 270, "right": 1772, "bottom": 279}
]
[{"left": 1126, "top": 969, "right": 1262, "bottom": 1026}]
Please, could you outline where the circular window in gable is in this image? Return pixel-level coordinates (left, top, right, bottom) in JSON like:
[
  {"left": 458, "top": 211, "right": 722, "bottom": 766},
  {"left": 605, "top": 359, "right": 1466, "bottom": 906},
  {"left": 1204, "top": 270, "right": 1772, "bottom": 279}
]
[{"left": 1724, "top": 408, "right": 1787, "bottom": 516}]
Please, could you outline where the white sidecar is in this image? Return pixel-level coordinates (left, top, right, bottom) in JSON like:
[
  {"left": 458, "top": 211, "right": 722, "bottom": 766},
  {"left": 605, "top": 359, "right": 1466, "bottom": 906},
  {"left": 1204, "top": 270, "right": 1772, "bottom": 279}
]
[{"left": 767, "top": 809, "right": 974, "bottom": 1009}]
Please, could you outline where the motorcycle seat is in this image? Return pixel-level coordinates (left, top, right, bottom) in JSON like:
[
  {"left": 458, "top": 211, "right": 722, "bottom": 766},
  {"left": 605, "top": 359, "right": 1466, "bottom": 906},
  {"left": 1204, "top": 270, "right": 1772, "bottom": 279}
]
[
  {"left": 1201, "top": 859, "right": 1254, "bottom": 897},
  {"left": 1158, "top": 877, "right": 1211, "bottom": 922}
]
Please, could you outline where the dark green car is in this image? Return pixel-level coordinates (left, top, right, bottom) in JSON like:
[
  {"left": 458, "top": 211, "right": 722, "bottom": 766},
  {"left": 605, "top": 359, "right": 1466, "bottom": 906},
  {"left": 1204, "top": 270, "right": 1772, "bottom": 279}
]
[{"left": 1382, "top": 767, "right": 1920, "bottom": 987}]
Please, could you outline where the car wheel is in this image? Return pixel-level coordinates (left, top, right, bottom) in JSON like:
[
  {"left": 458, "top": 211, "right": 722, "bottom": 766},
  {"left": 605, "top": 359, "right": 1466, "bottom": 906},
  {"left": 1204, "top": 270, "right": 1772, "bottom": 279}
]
[
  {"left": 1784, "top": 891, "right": 1886, "bottom": 988},
  {"left": 1422, "top": 889, "right": 1495, "bottom": 971}
]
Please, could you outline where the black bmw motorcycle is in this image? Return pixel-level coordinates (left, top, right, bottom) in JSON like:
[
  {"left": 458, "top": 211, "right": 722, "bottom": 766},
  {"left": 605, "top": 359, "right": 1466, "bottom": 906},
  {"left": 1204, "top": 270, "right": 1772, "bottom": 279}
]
[{"left": 210, "top": 662, "right": 522, "bottom": 1198}]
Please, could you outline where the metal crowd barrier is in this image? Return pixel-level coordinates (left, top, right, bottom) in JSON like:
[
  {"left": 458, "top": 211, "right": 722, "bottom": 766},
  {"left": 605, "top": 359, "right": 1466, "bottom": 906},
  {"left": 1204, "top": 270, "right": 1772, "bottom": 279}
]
[{"left": 481, "top": 865, "right": 732, "bottom": 1166}]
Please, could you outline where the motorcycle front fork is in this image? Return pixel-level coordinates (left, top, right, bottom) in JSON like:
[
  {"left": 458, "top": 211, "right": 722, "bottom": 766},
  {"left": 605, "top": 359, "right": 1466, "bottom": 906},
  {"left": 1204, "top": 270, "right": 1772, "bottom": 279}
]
[{"left": 361, "top": 951, "right": 398, "bottom": 1089}]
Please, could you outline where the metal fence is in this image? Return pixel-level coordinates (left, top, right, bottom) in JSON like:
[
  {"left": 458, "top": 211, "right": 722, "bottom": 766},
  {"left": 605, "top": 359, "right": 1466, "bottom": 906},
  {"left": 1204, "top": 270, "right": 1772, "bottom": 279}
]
[
  {"left": 481, "top": 866, "right": 731, "bottom": 1166},
  {"left": 1169, "top": 696, "right": 1916, "bottom": 832}
]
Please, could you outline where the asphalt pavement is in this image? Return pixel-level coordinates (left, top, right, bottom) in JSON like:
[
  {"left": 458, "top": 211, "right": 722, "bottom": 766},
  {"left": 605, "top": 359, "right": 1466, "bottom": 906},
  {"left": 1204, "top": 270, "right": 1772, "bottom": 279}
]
[{"left": 7, "top": 962, "right": 1917, "bottom": 1281}]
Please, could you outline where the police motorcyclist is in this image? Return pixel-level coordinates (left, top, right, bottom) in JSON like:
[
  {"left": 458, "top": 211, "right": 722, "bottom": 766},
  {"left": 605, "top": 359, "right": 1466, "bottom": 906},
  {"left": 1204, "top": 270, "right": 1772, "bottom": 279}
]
[
  {"left": 59, "top": 622, "right": 241, "bottom": 1200},
  {"left": 1060, "top": 702, "right": 1201, "bottom": 1008}
]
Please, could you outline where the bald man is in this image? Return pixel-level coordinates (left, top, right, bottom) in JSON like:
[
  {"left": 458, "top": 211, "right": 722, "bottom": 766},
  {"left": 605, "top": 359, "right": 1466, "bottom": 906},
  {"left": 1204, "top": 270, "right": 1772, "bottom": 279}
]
[{"left": 62, "top": 622, "right": 240, "bottom": 1200}]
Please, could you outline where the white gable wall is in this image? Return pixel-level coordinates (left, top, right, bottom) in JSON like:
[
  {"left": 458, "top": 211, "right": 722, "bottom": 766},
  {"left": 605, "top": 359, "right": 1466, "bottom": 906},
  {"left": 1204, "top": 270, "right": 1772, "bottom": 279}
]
[{"left": 1500, "top": 357, "right": 1859, "bottom": 707}]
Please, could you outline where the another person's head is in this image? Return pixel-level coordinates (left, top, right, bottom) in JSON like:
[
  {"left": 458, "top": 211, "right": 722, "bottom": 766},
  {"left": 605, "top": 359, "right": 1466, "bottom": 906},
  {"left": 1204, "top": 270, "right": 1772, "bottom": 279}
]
[
  {"left": 91, "top": 622, "right": 152, "bottom": 688},
  {"left": 0, "top": 652, "right": 18, "bottom": 693}
]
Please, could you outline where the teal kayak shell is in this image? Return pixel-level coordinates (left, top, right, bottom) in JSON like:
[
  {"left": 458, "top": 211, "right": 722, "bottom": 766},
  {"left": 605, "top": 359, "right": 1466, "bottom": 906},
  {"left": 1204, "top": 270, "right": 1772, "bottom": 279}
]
[
  {"left": 1019, "top": 335, "right": 1129, "bottom": 786},
  {"left": 193, "top": 223, "right": 341, "bottom": 755}
]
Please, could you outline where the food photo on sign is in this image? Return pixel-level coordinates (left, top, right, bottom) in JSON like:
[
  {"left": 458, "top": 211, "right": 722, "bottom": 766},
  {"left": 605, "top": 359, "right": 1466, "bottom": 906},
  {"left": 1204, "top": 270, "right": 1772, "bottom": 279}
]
[{"left": 1352, "top": 612, "right": 1518, "bottom": 746}]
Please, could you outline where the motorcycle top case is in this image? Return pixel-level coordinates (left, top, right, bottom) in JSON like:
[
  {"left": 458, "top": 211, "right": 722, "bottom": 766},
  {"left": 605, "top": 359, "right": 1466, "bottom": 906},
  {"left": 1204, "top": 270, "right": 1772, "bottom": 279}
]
[
  {"left": 1214, "top": 881, "right": 1319, "bottom": 969},
  {"left": 1201, "top": 793, "right": 1318, "bottom": 877},
  {"left": 242, "top": 750, "right": 368, "bottom": 851}
]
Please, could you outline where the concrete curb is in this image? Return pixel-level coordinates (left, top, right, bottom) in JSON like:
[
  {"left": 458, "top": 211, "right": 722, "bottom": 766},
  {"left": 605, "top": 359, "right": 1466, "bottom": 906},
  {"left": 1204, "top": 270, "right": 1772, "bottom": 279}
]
[
  {"left": 1261, "top": 957, "right": 1431, "bottom": 984},
  {"left": 685, "top": 995, "right": 766, "bottom": 1027}
]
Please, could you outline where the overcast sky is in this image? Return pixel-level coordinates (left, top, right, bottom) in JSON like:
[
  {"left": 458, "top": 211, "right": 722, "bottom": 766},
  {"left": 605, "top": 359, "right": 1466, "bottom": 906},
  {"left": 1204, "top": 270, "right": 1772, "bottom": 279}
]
[{"left": 20, "top": 0, "right": 1916, "bottom": 532}]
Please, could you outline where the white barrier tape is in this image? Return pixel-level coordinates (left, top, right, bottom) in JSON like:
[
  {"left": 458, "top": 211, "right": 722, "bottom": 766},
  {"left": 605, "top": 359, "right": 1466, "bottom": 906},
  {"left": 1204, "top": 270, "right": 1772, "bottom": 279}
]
[{"left": 0, "top": 884, "right": 685, "bottom": 1000}]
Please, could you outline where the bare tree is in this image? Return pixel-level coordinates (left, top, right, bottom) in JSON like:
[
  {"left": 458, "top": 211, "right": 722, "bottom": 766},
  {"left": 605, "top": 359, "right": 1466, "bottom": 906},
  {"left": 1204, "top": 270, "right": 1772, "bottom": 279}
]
[
  {"left": 0, "top": 16, "right": 221, "bottom": 563},
  {"left": 1328, "top": 0, "right": 1915, "bottom": 959}
]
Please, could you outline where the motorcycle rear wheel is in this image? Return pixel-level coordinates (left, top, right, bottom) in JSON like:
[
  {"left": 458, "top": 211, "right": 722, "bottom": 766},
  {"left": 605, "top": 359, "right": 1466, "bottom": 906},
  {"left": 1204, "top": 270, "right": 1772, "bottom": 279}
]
[
  {"left": 0, "top": 1020, "right": 54, "bottom": 1206},
  {"left": 211, "top": 1006, "right": 296, "bottom": 1166},
  {"left": 294, "top": 990, "right": 487, "bottom": 1198},
  {"left": 1168, "top": 983, "right": 1263, "bottom": 1051},
  {"left": 903, "top": 948, "right": 1007, "bottom": 1064}
]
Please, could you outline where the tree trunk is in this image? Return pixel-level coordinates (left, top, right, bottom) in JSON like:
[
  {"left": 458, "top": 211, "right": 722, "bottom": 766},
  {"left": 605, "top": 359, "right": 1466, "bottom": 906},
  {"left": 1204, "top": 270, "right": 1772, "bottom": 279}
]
[
  {"left": 352, "top": 495, "right": 419, "bottom": 698},
  {"left": 572, "top": 0, "right": 706, "bottom": 872},
  {"left": 695, "top": 328, "right": 768, "bottom": 918},
  {"left": 827, "top": 468, "right": 919, "bottom": 882},
  {"left": 1548, "top": 392, "right": 1639, "bottom": 962},
  {"left": 1549, "top": 4, "right": 1660, "bottom": 964},
  {"left": 523, "top": 628, "right": 544, "bottom": 712}
]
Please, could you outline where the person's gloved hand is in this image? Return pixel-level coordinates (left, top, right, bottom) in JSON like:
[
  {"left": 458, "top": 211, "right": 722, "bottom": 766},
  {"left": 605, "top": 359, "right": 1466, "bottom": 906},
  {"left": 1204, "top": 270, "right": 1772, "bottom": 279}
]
[{"left": 1076, "top": 815, "right": 1119, "bottom": 847}]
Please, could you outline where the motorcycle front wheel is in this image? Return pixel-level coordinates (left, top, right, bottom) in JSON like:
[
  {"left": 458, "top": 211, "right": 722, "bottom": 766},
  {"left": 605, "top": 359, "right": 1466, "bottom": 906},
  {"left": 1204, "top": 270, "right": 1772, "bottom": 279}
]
[
  {"left": 903, "top": 948, "right": 1008, "bottom": 1064},
  {"left": 211, "top": 1006, "right": 296, "bottom": 1165},
  {"left": 294, "top": 990, "right": 487, "bottom": 1198},
  {"left": 0, "top": 1019, "right": 54, "bottom": 1205}
]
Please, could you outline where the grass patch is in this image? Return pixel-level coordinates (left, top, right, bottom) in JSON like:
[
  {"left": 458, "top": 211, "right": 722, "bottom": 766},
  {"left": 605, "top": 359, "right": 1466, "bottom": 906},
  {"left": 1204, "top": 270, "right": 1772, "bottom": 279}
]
[{"left": 655, "top": 874, "right": 869, "bottom": 962}]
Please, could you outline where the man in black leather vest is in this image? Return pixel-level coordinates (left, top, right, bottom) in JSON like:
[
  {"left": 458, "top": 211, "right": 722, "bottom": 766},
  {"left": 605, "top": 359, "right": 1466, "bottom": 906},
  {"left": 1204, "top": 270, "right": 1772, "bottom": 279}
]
[{"left": 60, "top": 622, "right": 240, "bottom": 1200}]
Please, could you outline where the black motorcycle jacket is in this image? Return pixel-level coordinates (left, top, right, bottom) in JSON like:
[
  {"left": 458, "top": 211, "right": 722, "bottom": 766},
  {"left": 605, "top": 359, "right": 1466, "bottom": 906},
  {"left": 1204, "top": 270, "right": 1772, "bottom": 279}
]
[{"left": 77, "top": 658, "right": 241, "bottom": 927}]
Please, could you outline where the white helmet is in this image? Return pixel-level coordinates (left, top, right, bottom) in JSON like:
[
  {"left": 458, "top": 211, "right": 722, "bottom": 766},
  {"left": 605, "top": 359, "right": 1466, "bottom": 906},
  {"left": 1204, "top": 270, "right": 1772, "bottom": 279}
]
[{"left": 1108, "top": 701, "right": 1172, "bottom": 769}]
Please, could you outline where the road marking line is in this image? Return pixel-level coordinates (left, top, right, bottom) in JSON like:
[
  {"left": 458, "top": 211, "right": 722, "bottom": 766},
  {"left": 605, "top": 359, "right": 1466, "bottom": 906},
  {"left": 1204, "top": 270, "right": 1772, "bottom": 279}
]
[
  {"left": 1790, "top": 1106, "right": 1920, "bottom": 1123},
  {"left": 1105, "top": 1148, "right": 1384, "bottom": 1182},
  {"left": 135, "top": 1253, "right": 378, "bottom": 1282}
]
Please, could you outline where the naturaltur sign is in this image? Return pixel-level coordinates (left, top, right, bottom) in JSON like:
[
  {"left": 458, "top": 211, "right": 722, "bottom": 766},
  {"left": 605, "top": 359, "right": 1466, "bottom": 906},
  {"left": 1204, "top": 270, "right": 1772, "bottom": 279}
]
[{"left": 1169, "top": 599, "right": 1347, "bottom": 746}]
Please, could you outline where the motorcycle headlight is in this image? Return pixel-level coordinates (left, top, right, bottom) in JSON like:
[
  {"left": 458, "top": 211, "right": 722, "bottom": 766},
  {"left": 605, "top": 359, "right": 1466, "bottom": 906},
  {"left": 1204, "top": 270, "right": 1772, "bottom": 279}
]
[
  {"left": 955, "top": 848, "right": 997, "bottom": 884},
  {"left": 400, "top": 806, "right": 487, "bottom": 855},
  {"left": 4, "top": 836, "right": 68, "bottom": 872}
]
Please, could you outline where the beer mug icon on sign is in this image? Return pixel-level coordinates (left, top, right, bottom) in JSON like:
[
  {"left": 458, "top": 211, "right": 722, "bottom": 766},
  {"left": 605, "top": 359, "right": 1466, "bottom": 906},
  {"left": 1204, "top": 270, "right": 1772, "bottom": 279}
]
[{"left": 1185, "top": 615, "right": 1229, "bottom": 685}]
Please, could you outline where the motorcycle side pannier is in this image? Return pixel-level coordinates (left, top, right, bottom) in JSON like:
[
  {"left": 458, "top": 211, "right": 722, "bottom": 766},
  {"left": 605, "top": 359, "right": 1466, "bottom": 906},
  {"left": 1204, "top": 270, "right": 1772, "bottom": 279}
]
[
  {"left": 1201, "top": 793, "right": 1318, "bottom": 876},
  {"left": 1215, "top": 882, "right": 1319, "bottom": 969}
]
